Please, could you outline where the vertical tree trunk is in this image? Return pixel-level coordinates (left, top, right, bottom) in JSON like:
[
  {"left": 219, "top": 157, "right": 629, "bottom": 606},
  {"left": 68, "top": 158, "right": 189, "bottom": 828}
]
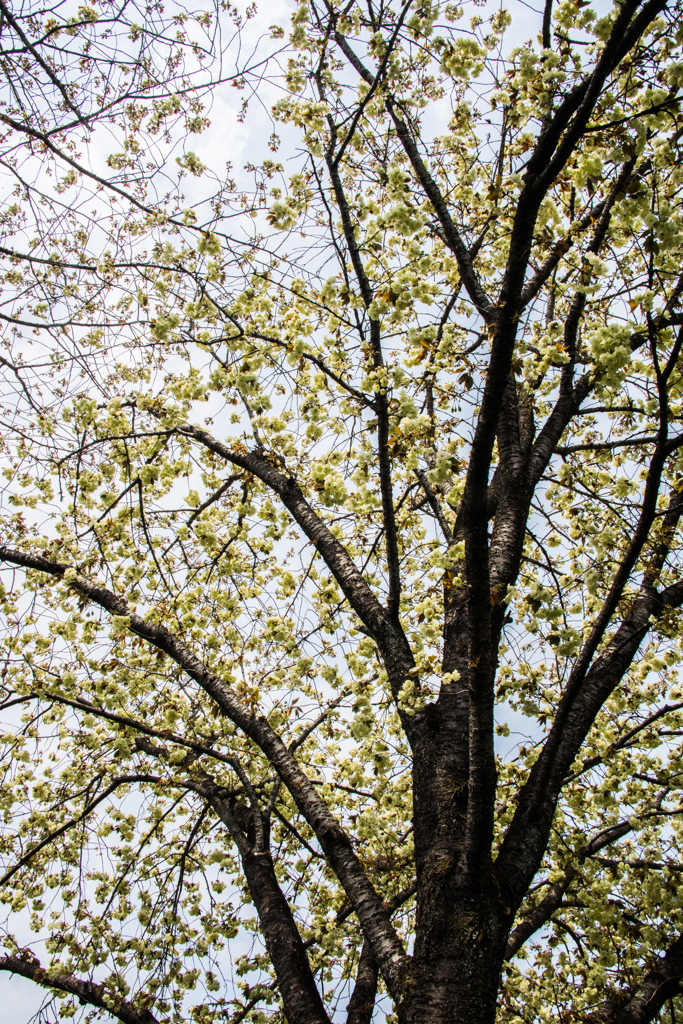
[
  {"left": 406, "top": 696, "right": 509, "bottom": 1024},
  {"left": 346, "top": 940, "right": 378, "bottom": 1024},
  {"left": 405, "top": 861, "right": 509, "bottom": 1024},
  {"left": 403, "top": 933, "right": 506, "bottom": 1024}
]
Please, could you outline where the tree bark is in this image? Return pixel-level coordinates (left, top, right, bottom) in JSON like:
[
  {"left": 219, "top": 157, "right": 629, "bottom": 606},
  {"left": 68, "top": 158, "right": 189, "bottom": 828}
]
[
  {"left": 402, "top": 902, "right": 509, "bottom": 1024},
  {"left": 189, "top": 777, "right": 332, "bottom": 1024},
  {"left": 346, "top": 940, "right": 378, "bottom": 1024}
]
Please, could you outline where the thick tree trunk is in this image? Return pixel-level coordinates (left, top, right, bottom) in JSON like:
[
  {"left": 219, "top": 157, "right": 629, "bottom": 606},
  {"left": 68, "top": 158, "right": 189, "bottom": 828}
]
[
  {"left": 404, "top": 853, "right": 509, "bottom": 1024},
  {"left": 403, "top": 937, "right": 506, "bottom": 1024},
  {"left": 407, "top": 711, "right": 509, "bottom": 1024},
  {"left": 405, "top": 877, "right": 509, "bottom": 1023}
]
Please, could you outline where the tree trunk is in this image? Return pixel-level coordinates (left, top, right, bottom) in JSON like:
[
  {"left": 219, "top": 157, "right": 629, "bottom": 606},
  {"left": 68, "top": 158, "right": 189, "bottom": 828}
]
[
  {"left": 405, "top": 696, "right": 509, "bottom": 1024},
  {"left": 403, "top": 935, "right": 506, "bottom": 1024}
]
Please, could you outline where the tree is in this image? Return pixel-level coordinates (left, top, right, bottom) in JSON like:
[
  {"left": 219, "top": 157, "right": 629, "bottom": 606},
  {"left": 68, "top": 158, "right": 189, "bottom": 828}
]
[{"left": 1, "top": 0, "right": 683, "bottom": 1021}]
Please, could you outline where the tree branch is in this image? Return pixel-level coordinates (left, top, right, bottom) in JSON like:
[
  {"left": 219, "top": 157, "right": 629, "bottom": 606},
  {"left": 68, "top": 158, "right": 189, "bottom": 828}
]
[
  {"left": 0, "top": 545, "right": 408, "bottom": 1000},
  {"left": 497, "top": 559, "right": 683, "bottom": 904},
  {"left": 0, "top": 774, "right": 160, "bottom": 887},
  {"left": 188, "top": 773, "right": 332, "bottom": 1024},
  {"left": 170, "top": 423, "right": 415, "bottom": 696},
  {"left": 0, "top": 955, "right": 159, "bottom": 1024},
  {"left": 529, "top": 0, "right": 668, "bottom": 196},
  {"left": 520, "top": 156, "right": 638, "bottom": 313},
  {"left": 0, "top": 0, "right": 87, "bottom": 124},
  {"left": 346, "top": 939, "right": 378, "bottom": 1024},
  {"left": 330, "top": 27, "right": 494, "bottom": 322},
  {"left": 585, "top": 933, "right": 683, "bottom": 1024},
  {"left": 385, "top": 98, "right": 495, "bottom": 323},
  {"left": 322, "top": 128, "right": 403, "bottom": 621}
]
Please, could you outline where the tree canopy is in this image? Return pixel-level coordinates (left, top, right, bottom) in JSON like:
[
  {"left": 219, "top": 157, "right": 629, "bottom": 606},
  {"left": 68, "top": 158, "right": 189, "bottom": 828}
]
[{"left": 2, "top": 0, "right": 683, "bottom": 1022}]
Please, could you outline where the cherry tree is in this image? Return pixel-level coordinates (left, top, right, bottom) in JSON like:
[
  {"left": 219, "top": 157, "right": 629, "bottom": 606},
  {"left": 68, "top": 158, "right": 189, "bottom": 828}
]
[{"left": 1, "top": 1, "right": 683, "bottom": 1022}]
